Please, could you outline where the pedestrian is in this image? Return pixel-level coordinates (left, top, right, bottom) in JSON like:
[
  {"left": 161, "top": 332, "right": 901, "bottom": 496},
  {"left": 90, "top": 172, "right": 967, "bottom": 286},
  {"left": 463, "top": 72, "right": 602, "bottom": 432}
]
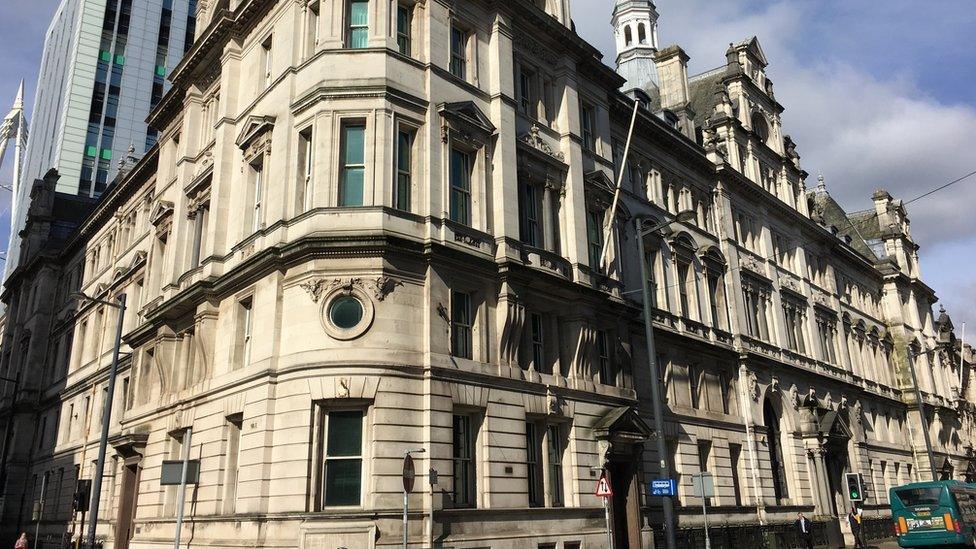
[
  {"left": 14, "top": 533, "right": 28, "bottom": 549},
  {"left": 794, "top": 512, "right": 814, "bottom": 549},
  {"left": 848, "top": 505, "right": 865, "bottom": 548}
]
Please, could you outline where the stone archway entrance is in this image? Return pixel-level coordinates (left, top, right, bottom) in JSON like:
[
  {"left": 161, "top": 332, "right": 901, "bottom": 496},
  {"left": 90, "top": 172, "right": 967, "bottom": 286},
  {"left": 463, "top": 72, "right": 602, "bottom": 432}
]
[
  {"left": 802, "top": 407, "right": 853, "bottom": 518},
  {"left": 592, "top": 406, "right": 652, "bottom": 549}
]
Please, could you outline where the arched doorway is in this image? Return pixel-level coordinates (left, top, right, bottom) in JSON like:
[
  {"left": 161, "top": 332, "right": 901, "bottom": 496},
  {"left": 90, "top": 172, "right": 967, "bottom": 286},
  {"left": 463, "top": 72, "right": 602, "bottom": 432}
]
[{"left": 763, "top": 398, "right": 789, "bottom": 504}]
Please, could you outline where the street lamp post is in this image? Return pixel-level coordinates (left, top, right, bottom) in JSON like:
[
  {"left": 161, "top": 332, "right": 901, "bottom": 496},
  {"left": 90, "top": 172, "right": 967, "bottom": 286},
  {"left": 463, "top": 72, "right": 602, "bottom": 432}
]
[
  {"left": 71, "top": 292, "right": 127, "bottom": 549},
  {"left": 635, "top": 211, "right": 695, "bottom": 549}
]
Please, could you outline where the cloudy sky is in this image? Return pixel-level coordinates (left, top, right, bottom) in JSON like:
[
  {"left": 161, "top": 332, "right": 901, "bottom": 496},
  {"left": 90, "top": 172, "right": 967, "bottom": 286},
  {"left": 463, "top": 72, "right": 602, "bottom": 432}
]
[{"left": 0, "top": 0, "right": 973, "bottom": 328}]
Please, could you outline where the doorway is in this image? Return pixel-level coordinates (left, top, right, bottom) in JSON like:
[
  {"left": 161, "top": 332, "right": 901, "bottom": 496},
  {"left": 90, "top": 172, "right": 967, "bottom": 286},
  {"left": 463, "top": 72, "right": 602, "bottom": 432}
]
[
  {"left": 114, "top": 460, "right": 142, "bottom": 549},
  {"left": 608, "top": 458, "right": 641, "bottom": 549}
]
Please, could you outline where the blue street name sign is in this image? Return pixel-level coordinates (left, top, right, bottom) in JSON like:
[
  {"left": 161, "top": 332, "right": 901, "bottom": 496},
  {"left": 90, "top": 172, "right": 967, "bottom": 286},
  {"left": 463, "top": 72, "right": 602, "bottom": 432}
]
[{"left": 650, "top": 479, "right": 677, "bottom": 497}]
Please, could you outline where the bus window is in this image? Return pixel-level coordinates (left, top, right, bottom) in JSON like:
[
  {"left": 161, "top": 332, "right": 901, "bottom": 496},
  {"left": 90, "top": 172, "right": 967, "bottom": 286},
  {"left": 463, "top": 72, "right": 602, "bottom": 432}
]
[{"left": 894, "top": 487, "right": 944, "bottom": 506}]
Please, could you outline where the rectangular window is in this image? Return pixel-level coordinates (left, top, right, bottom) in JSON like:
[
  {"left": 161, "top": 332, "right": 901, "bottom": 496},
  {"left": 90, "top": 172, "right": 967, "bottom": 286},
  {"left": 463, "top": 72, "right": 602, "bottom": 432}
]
[
  {"left": 339, "top": 124, "right": 366, "bottom": 206},
  {"left": 530, "top": 313, "right": 545, "bottom": 372},
  {"left": 519, "top": 68, "right": 535, "bottom": 116},
  {"left": 238, "top": 297, "right": 253, "bottom": 369},
  {"left": 689, "top": 365, "right": 700, "bottom": 409},
  {"left": 729, "top": 443, "right": 743, "bottom": 506},
  {"left": 304, "top": 1, "right": 320, "bottom": 58},
  {"left": 396, "top": 3, "right": 412, "bottom": 56},
  {"left": 526, "top": 422, "right": 543, "bottom": 507},
  {"left": 450, "top": 291, "right": 472, "bottom": 359},
  {"left": 719, "top": 372, "right": 731, "bottom": 415},
  {"left": 449, "top": 26, "right": 467, "bottom": 79},
  {"left": 581, "top": 103, "right": 595, "bottom": 152},
  {"left": 223, "top": 414, "right": 243, "bottom": 513},
  {"left": 394, "top": 128, "right": 413, "bottom": 211},
  {"left": 678, "top": 262, "right": 692, "bottom": 317},
  {"left": 322, "top": 410, "right": 364, "bottom": 506},
  {"left": 261, "top": 36, "right": 273, "bottom": 88},
  {"left": 449, "top": 148, "right": 471, "bottom": 225},
  {"left": 644, "top": 250, "right": 658, "bottom": 308},
  {"left": 298, "top": 127, "right": 314, "bottom": 212},
  {"left": 452, "top": 414, "right": 476, "bottom": 507},
  {"left": 697, "top": 439, "right": 712, "bottom": 504},
  {"left": 586, "top": 209, "right": 604, "bottom": 272},
  {"left": 597, "top": 330, "right": 612, "bottom": 385},
  {"left": 347, "top": 0, "right": 369, "bottom": 48},
  {"left": 519, "top": 183, "right": 541, "bottom": 247},
  {"left": 249, "top": 160, "right": 264, "bottom": 233},
  {"left": 546, "top": 423, "right": 564, "bottom": 506}
]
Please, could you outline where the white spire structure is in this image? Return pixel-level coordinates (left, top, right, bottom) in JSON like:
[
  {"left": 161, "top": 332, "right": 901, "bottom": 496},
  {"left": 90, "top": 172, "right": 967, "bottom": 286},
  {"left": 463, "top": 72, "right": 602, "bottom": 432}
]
[
  {"left": 0, "top": 81, "right": 29, "bottom": 255},
  {"left": 612, "top": 0, "right": 660, "bottom": 92}
]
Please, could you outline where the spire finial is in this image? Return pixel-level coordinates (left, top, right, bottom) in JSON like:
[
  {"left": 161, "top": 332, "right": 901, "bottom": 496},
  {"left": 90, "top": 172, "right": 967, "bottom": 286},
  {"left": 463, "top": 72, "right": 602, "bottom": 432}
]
[
  {"left": 817, "top": 172, "right": 826, "bottom": 189},
  {"left": 13, "top": 80, "right": 24, "bottom": 110}
]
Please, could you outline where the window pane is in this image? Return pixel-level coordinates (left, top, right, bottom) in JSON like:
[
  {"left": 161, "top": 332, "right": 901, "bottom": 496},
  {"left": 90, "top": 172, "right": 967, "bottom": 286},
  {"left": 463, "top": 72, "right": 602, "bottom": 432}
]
[
  {"left": 326, "top": 411, "right": 363, "bottom": 457},
  {"left": 350, "top": 0, "right": 368, "bottom": 25},
  {"left": 340, "top": 168, "right": 364, "bottom": 206},
  {"left": 344, "top": 125, "right": 365, "bottom": 165},
  {"left": 324, "top": 459, "right": 362, "bottom": 506}
]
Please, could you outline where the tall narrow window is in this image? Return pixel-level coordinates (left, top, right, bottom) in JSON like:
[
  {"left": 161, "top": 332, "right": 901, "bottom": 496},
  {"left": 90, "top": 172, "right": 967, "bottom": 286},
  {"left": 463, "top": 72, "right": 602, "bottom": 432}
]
[
  {"left": 450, "top": 291, "right": 472, "bottom": 359},
  {"left": 597, "top": 330, "right": 612, "bottom": 385},
  {"left": 529, "top": 313, "right": 545, "bottom": 372},
  {"left": 644, "top": 250, "right": 658, "bottom": 307},
  {"left": 526, "top": 422, "right": 543, "bottom": 507},
  {"left": 322, "top": 410, "right": 364, "bottom": 506},
  {"left": 304, "top": 1, "right": 320, "bottom": 59},
  {"left": 238, "top": 297, "right": 253, "bottom": 369},
  {"left": 729, "top": 443, "right": 743, "bottom": 506},
  {"left": 450, "top": 26, "right": 467, "bottom": 79},
  {"left": 223, "top": 414, "right": 243, "bottom": 513},
  {"left": 764, "top": 399, "right": 789, "bottom": 503},
  {"left": 452, "top": 414, "right": 476, "bottom": 507},
  {"left": 298, "top": 127, "right": 314, "bottom": 212},
  {"left": 248, "top": 160, "right": 264, "bottom": 233},
  {"left": 519, "top": 182, "right": 541, "bottom": 247},
  {"left": 689, "top": 365, "right": 700, "bottom": 409},
  {"left": 449, "top": 148, "right": 471, "bottom": 225},
  {"left": 519, "top": 68, "right": 535, "bottom": 116},
  {"left": 347, "top": 0, "right": 369, "bottom": 48},
  {"left": 261, "top": 36, "right": 273, "bottom": 88},
  {"left": 580, "top": 103, "right": 595, "bottom": 152},
  {"left": 586, "top": 209, "right": 604, "bottom": 272},
  {"left": 396, "top": 3, "right": 412, "bottom": 56},
  {"left": 189, "top": 205, "right": 207, "bottom": 267},
  {"left": 546, "top": 424, "right": 564, "bottom": 506},
  {"left": 677, "top": 261, "right": 693, "bottom": 317},
  {"left": 339, "top": 124, "right": 365, "bottom": 206},
  {"left": 394, "top": 128, "right": 413, "bottom": 211}
]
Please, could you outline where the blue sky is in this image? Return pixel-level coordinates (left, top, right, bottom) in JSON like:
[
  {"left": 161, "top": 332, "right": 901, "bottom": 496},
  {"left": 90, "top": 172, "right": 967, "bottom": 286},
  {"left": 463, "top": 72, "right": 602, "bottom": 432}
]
[{"left": 0, "top": 0, "right": 973, "bottom": 329}]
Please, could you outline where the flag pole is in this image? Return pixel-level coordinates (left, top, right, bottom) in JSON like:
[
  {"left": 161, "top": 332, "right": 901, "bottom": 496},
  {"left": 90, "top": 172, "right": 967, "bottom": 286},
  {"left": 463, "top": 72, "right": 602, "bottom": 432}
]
[{"left": 599, "top": 99, "right": 641, "bottom": 272}]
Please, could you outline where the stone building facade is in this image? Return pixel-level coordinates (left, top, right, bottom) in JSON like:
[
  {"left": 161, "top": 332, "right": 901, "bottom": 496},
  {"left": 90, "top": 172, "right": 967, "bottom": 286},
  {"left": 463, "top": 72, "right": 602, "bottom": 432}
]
[{"left": 0, "top": 0, "right": 974, "bottom": 548}]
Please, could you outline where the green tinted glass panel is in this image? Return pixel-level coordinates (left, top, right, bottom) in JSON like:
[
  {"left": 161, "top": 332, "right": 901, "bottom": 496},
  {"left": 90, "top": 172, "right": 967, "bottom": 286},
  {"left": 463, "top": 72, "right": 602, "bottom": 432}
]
[
  {"left": 85, "top": 146, "right": 97, "bottom": 158},
  {"left": 340, "top": 168, "right": 364, "bottom": 206},
  {"left": 100, "top": 148, "right": 112, "bottom": 160},
  {"left": 343, "top": 125, "right": 365, "bottom": 164},
  {"left": 324, "top": 459, "right": 361, "bottom": 506},
  {"left": 350, "top": 0, "right": 368, "bottom": 25},
  {"left": 327, "top": 411, "right": 363, "bottom": 457},
  {"left": 100, "top": 50, "right": 111, "bottom": 62},
  {"left": 329, "top": 296, "right": 363, "bottom": 329},
  {"left": 156, "top": 65, "right": 167, "bottom": 76}
]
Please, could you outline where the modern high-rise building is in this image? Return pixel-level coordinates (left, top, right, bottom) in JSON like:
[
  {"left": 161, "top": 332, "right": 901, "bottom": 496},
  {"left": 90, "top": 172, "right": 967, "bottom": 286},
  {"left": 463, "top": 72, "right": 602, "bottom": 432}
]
[{"left": 5, "top": 0, "right": 195, "bottom": 277}]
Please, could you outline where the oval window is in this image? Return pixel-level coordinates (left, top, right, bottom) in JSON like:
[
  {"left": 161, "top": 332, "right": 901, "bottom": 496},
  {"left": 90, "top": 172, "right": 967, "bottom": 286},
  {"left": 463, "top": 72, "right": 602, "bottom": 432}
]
[{"left": 329, "top": 296, "right": 364, "bottom": 329}]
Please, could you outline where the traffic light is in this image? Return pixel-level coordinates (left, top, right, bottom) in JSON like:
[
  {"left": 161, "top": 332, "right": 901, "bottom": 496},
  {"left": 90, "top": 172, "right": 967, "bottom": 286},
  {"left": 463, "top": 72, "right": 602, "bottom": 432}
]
[
  {"left": 73, "top": 479, "right": 92, "bottom": 513},
  {"left": 846, "top": 472, "right": 865, "bottom": 502}
]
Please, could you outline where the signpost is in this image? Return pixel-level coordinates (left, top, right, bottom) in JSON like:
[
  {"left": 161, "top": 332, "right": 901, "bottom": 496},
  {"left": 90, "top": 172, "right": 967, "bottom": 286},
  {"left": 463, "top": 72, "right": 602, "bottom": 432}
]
[
  {"left": 402, "top": 448, "right": 425, "bottom": 549},
  {"left": 595, "top": 471, "right": 614, "bottom": 549},
  {"left": 691, "top": 473, "right": 715, "bottom": 549}
]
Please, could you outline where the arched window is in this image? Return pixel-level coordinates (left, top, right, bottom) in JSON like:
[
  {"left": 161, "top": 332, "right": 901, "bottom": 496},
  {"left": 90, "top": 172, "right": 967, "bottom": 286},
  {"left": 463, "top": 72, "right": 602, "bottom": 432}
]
[
  {"left": 764, "top": 398, "right": 789, "bottom": 503},
  {"left": 624, "top": 25, "right": 633, "bottom": 46},
  {"left": 638, "top": 23, "right": 647, "bottom": 44},
  {"left": 752, "top": 112, "right": 770, "bottom": 143}
]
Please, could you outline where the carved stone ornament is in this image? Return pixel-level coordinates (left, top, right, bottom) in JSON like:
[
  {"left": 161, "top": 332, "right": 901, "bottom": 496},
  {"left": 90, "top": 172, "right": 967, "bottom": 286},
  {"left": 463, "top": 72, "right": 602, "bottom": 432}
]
[
  {"left": 337, "top": 377, "right": 350, "bottom": 398},
  {"left": 301, "top": 276, "right": 403, "bottom": 303},
  {"left": 454, "top": 231, "right": 483, "bottom": 248},
  {"left": 824, "top": 394, "right": 834, "bottom": 410},
  {"left": 770, "top": 377, "right": 780, "bottom": 393},
  {"left": 741, "top": 254, "right": 764, "bottom": 275},
  {"left": 748, "top": 371, "right": 759, "bottom": 401},
  {"left": 519, "top": 125, "right": 565, "bottom": 161},
  {"left": 546, "top": 387, "right": 563, "bottom": 416},
  {"left": 514, "top": 35, "right": 560, "bottom": 66},
  {"left": 853, "top": 401, "right": 863, "bottom": 426},
  {"left": 789, "top": 384, "right": 800, "bottom": 410}
]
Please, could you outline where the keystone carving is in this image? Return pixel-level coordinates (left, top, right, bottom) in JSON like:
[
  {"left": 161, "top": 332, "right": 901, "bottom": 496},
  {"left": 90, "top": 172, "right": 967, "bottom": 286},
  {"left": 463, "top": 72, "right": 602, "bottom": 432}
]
[{"left": 300, "top": 276, "right": 403, "bottom": 303}]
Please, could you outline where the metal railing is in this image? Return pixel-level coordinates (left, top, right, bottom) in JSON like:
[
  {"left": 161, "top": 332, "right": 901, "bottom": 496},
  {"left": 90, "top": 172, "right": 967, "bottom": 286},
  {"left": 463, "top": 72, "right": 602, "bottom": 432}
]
[{"left": 655, "top": 521, "right": 830, "bottom": 549}]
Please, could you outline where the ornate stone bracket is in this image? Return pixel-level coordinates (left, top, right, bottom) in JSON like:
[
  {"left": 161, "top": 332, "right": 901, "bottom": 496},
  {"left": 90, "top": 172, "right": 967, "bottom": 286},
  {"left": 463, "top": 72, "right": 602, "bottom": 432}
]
[
  {"left": 300, "top": 276, "right": 402, "bottom": 303},
  {"left": 519, "top": 124, "right": 565, "bottom": 161}
]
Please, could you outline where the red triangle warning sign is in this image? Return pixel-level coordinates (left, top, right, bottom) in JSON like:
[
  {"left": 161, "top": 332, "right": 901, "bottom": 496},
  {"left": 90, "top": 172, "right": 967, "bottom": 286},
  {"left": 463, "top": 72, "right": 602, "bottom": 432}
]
[{"left": 595, "top": 474, "right": 613, "bottom": 498}]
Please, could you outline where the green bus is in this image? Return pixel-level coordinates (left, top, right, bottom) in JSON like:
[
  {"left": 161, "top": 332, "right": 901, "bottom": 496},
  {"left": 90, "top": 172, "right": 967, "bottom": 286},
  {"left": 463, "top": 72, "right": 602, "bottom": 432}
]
[{"left": 891, "top": 480, "right": 976, "bottom": 547}]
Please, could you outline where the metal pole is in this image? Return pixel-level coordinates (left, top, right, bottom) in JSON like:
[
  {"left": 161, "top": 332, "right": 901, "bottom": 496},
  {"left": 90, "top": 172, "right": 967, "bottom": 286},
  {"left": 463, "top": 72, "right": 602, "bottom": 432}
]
[
  {"left": 907, "top": 349, "right": 937, "bottom": 480},
  {"left": 636, "top": 217, "right": 678, "bottom": 549},
  {"left": 699, "top": 474, "right": 711, "bottom": 549},
  {"left": 604, "top": 492, "right": 614, "bottom": 549},
  {"left": 34, "top": 471, "right": 48, "bottom": 549},
  {"left": 86, "top": 293, "right": 126, "bottom": 549},
  {"left": 403, "top": 486, "right": 409, "bottom": 549},
  {"left": 173, "top": 426, "right": 193, "bottom": 549},
  {"left": 599, "top": 99, "right": 640, "bottom": 271}
]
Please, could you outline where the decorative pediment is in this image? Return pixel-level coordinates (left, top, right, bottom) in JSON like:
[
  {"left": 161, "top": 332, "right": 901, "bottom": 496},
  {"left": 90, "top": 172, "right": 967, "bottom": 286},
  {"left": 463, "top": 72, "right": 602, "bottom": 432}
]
[
  {"left": 518, "top": 124, "right": 566, "bottom": 162},
  {"left": 818, "top": 409, "right": 852, "bottom": 440},
  {"left": 439, "top": 102, "right": 495, "bottom": 148},
  {"left": 149, "top": 200, "right": 175, "bottom": 241},
  {"left": 592, "top": 406, "right": 653, "bottom": 443},
  {"left": 236, "top": 115, "right": 275, "bottom": 159}
]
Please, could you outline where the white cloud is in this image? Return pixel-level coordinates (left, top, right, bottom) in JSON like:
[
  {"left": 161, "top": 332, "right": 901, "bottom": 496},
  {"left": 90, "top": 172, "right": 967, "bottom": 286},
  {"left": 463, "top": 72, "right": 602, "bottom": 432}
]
[{"left": 572, "top": 0, "right": 976, "bottom": 325}]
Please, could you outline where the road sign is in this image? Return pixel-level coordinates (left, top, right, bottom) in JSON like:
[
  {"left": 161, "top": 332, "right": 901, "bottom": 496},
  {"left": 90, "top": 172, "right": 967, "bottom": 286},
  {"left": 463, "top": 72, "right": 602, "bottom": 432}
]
[
  {"left": 402, "top": 453, "right": 416, "bottom": 493},
  {"left": 692, "top": 473, "right": 715, "bottom": 498},
  {"left": 595, "top": 473, "right": 613, "bottom": 498},
  {"left": 160, "top": 459, "right": 201, "bottom": 485},
  {"left": 651, "top": 479, "right": 677, "bottom": 496}
]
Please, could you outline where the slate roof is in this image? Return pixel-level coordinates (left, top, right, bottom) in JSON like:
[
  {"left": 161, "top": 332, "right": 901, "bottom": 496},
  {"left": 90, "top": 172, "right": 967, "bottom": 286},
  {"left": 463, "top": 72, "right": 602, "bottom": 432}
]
[{"left": 808, "top": 185, "right": 882, "bottom": 262}]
